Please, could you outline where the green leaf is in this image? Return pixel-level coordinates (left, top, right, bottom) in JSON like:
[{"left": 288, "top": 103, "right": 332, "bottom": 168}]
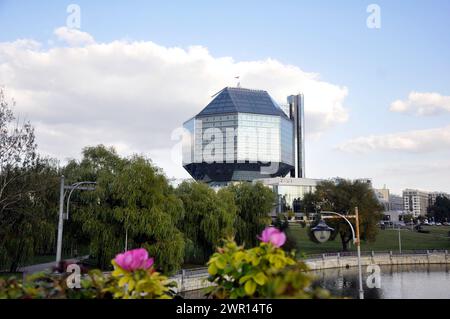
[
  {"left": 254, "top": 272, "right": 267, "bottom": 286},
  {"left": 118, "top": 276, "right": 129, "bottom": 287},
  {"left": 244, "top": 280, "right": 257, "bottom": 296},
  {"left": 238, "top": 275, "right": 252, "bottom": 284},
  {"left": 208, "top": 263, "right": 218, "bottom": 276},
  {"left": 127, "top": 279, "right": 135, "bottom": 291},
  {"left": 216, "top": 256, "right": 227, "bottom": 269}
]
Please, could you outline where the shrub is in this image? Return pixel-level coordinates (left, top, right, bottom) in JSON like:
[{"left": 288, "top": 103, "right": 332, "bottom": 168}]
[
  {"left": 273, "top": 214, "right": 289, "bottom": 231},
  {"left": 287, "top": 211, "right": 295, "bottom": 220},
  {"left": 0, "top": 248, "right": 175, "bottom": 299},
  {"left": 205, "top": 227, "right": 329, "bottom": 299}
]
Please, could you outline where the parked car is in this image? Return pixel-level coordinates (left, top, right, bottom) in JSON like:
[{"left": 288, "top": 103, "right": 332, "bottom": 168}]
[
  {"left": 435, "top": 222, "right": 442, "bottom": 226},
  {"left": 443, "top": 222, "right": 450, "bottom": 226}
]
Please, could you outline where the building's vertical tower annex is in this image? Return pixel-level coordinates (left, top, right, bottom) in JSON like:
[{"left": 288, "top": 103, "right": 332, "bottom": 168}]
[{"left": 288, "top": 94, "right": 305, "bottom": 178}]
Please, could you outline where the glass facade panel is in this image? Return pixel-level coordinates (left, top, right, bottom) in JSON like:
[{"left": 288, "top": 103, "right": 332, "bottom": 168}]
[
  {"left": 277, "top": 185, "right": 316, "bottom": 210},
  {"left": 280, "top": 117, "right": 294, "bottom": 166},
  {"left": 182, "top": 117, "right": 195, "bottom": 165},
  {"left": 194, "top": 115, "right": 238, "bottom": 163},
  {"left": 187, "top": 113, "right": 293, "bottom": 166},
  {"left": 237, "top": 113, "right": 281, "bottom": 163}
]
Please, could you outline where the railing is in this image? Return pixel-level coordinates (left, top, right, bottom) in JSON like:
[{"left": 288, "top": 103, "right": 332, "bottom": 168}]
[
  {"left": 175, "top": 250, "right": 449, "bottom": 278},
  {"left": 173, "top": 267, "right": 208, "bottom": 278},
  {"left": 172, "top": 250, "right": 449, "bottom": 292},
  {"left": 304, "top": 249, "right": 449, "bottom": 260}
]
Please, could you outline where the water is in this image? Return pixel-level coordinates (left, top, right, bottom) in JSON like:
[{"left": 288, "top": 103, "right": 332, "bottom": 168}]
[{"left": 311, "top": 264, "right": 450, "bottom": 299}]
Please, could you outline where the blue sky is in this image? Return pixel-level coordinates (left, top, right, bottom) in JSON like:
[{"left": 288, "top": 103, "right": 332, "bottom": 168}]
[{"left": 1, "top": 0, "right": 450, "bottom": 194}]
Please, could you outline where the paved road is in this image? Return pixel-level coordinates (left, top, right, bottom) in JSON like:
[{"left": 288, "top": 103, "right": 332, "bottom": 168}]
[{"left": 19, "top": 256, "right": 89, "bottom": 275}]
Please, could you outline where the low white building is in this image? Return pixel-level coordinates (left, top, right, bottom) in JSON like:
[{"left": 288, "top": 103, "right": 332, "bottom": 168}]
[
  {"left": 256, "top": 177, "right": 321, "bottom": 216},
  {"left": 382, "top": 210, "right": 403, "bottom": 223}
]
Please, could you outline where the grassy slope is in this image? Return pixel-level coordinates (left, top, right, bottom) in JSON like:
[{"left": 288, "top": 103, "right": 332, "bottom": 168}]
[{"left": 287, "top": 224, "right": 450, "bottom": 256}]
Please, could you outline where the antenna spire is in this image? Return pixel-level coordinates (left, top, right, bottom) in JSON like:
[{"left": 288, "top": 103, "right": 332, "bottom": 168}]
[{"left": 235, "top": 76, "right": 241, "bottom": 88}]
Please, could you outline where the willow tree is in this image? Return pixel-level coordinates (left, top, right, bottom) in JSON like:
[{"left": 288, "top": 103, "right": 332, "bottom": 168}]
[
  {"left": 0, "top": 89, "right": 59, "bottom": 271},
  {"left": 308, "top": 179, "right": 383, "bottom": 251},
  {"left": 176, "top": 181, "right": 236, "bottom": 264},
  {"left": 64, "top": 146, "right": 185, "bottom": 273},
  {"left": 227, "top": 182, "right": 275, "bottom": 248}
]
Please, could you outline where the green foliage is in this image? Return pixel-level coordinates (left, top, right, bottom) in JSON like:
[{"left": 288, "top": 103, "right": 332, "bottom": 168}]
[
  {"left": 0, "top": 270, "right": 109, "bottom": 299},
  {"left": 273, "top": 214, "right": 289, "bottom": 231},
  {"left": 205, "top": 239, "right": 329, "bottom": 299},
  {"left": 300, "top": 192, "right": 321, "bottom": 214},
  {"left": 0, "top": 89, "right": 60, "bottom": 271},
  {"left": 0, "top": 159, "right": 60, "bottom": 272},
  {"left": 286, "top": 210, "right": 295, "bottom": 220},
  {"left": 306, "top": 179, "right": 383, "bottom": 251},
  {"left": 402, "top": 214, "right": 414, "bottom": 224},
  {"left": 428, "top": 196, "right": 450, "bottom": 222},
  {"left": 0, "top": 261, "right": 174, "bottom": 299},
  {"left": 103, "top": 260, "right": 175, "bottom": 299},
  {"left": 64, "top": 146, "right": 185, "bottom": 273},
  {"left": 176, "top": 181, "right": 236, "bottom": 264},
  {"left": 227, "top": 182, "right": 275, "bottom": 247}
]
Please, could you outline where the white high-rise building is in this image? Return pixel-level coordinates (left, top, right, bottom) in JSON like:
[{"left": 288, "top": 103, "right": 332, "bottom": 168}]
[{"left": 403, "top": 189, "right": 429, "bottom": 217}]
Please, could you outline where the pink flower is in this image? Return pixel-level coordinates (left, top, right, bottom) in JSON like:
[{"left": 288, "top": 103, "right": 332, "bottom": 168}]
[
  {"left": 258, "top": 227, "right": 286, "bottom": 247},
  {"left": 114, "top": 248, "right": 154, "bottom": 271}
]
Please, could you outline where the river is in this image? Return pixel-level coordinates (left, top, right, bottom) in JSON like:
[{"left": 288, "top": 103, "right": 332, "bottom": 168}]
[{"left": 311, "top": 264, "right": 450, "bottom": 299}]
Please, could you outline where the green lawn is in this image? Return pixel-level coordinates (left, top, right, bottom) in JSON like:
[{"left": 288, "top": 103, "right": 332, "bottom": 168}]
[{"left": 287, "top": 224, "right": 450, "bottom": 257}]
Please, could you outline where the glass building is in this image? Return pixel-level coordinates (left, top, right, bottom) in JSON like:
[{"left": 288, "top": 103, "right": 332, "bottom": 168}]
[
  {"left": 257, "top": 177, "right": 321, "bottom": 215},
  {"left": 182, "top": 87, "right": 303, "bottom": 183}
]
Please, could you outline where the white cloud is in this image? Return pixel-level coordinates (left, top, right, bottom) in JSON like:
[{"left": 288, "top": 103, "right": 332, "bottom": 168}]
[
  {"left": 0, "top": 28, "right": 349, "bottom": 177},
  {"left": 54, "top": 27, "right": 95, "bottom": 47},
  {"left": 336, "top": 125, "right": 450, "bottom": 153},
  {"left": 390, "top": 91, "right": 450, "bottom": 116}
]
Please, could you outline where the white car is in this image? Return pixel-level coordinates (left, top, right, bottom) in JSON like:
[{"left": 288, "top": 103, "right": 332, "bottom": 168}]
[{"left": 435, "top": 222, "right": 442, "bottom": 226}]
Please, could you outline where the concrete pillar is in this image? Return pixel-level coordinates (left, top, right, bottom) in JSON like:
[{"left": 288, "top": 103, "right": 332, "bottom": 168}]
[{"left": 181, "top": 269, "right": 186, "bottom": 292}]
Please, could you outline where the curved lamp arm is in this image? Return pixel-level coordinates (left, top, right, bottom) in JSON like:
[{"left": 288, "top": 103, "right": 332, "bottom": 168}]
[
  {"left": 321, "top": 211, "right": 357, "bottom": 244},
  {"left": 66, "top": 181, "right": 97, "bottom": 220}
]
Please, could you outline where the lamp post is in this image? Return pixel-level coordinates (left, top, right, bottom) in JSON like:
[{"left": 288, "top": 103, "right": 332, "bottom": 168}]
[
  {"left": 311, "top": 207, "right": 365, "bottom": 300},
  {"left": 55, "top": 176, "right": 96, "bottom": 264}
]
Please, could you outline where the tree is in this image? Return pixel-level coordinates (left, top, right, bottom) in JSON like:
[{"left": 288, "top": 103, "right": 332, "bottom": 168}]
[
  {"left": 300, "top": 192, "right": 321, "bottom": 215},
  {"left": 402, "top": 214, "right": 414, "bottom": 224},
  {"left": 0, "top": 89, "right": 59, "bottom": 271},
  {"left": 64, "top": 146, "right": 185, "bottom": 273},
  {"left": 226, "top": 182, "right": 275, "bottom": 247},
  {"left": 176, "top": 181, "right": 236, "bottom": 264},
  {"left": 428, "top": 196, "right": 450, "bottom": 222},
  {"left": 307, "top": 179, "right": 383, "bottom": 251}
]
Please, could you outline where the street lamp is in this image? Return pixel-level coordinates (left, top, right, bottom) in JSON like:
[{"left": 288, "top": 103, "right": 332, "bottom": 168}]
[
  {"left": 311, "top": 219, "right": 334, "bottom": 243},
  {"left": 56, "top": 176, "right": 96, "bottom": 265},
  {"left": 311, "top": 207, "right": 365, "bottom": 300}
]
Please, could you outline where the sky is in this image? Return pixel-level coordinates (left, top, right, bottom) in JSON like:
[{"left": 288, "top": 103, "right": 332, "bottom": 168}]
[{"left": 1, "top": 0, "right": 450, "bottom": 194}]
